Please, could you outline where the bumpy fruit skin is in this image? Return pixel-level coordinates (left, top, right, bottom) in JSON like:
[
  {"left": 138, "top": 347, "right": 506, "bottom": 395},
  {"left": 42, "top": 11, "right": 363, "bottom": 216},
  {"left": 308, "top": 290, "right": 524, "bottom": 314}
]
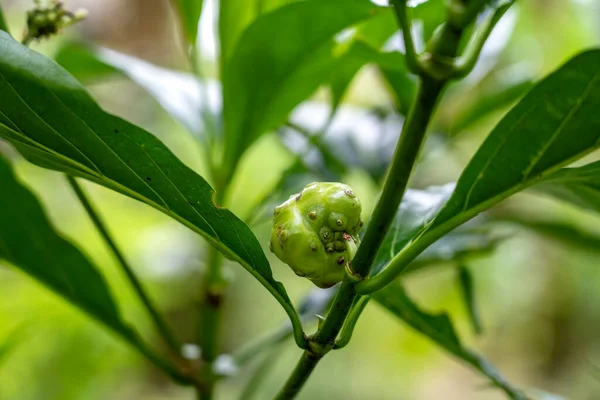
[{"left": 270, "top": 182, "right": 363, "bottom": 288}]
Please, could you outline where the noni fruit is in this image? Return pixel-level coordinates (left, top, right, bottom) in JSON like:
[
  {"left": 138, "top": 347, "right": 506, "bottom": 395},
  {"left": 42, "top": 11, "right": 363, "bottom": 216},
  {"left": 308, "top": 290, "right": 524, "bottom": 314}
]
[{"left": 270, "top": 182, "right": 363, "bottom": 288}]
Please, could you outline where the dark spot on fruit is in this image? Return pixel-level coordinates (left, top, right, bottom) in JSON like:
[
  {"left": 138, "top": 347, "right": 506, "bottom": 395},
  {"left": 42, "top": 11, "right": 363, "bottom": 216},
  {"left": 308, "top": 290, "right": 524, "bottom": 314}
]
[
  {"left": 359, "top": 220, "right": 364, "bottom": 227},
  {"left": 269, "top": 241, "right": 273, "bottom": 252},
  {"left": 336, "top": 219, "right": 343, "bottom": 226},
  {"left": 337, "top": 257, "right": 345, "bottom": 265},
  {"left": 345, "top": 189, "right": 355, "bottom": 198},
  {"left": 295, "top": 193, "right": 302, "bottom": 201},
  {"left": 309, "top": 211, "right": 317, "bottom": 220},
  {"left": 311, "top": 244, "right": 318, "bottom": 252}
]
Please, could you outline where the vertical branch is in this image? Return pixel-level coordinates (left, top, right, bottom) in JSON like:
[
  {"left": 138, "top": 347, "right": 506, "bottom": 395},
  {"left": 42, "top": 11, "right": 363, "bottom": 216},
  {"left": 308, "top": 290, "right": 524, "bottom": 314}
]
[
  {"left": 196, "top": 187, "right": 228, "bottom": 400},
  {"left": 66, "top": 175, "right": 183, "bottom": 356},
  {"left": 273, "top": 0, "right": 499, "bottom": 397}
]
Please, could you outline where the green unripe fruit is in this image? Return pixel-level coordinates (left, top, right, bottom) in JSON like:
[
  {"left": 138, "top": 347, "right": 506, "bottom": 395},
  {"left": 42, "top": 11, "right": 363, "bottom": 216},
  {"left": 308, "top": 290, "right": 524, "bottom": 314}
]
[{"left": 269, "top": 182, "right": 362, "bottom": 288}]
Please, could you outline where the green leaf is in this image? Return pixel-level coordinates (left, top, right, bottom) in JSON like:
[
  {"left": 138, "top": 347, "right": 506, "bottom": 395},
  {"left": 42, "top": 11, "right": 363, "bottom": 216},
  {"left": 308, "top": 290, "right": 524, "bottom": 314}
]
[
  {"left": 0, "top": 32, "right": 296, "bottom": 323},
  {"left": 170, "top": 0, "right": 203, "bottom": 46},
  {"left": 374, "top": 283, "right": 526, "bottom": 400},
  {"left": 0, "top": 155, "right": 133, "bottom": 339},
  {"left": 410, "top": 0, "right": 445, "bottom": 42},
  {"left": 222, "top": 0, "right": 384, "bottom": 177},
  {"left": 457, "top": 265, "right": 482, "bottom": 335},
  {"left": 371, "top": 184, "right": 499, "bottom": 276},
  {"left": 372, "top": 184, "right": 454, "bottom": 275},
  {"left": 377, "top": 51, "right": 417, "bottom": 115},
  {"left": 0, "top": 2, "right": 9, "bottom": 34},
  {"left": 56, "top": 43, "right": 208, "bottom": 140},
  {"left": 532, "top": 160, "right": 600, "bottom": 214},
  {"left": 330, "top": 40, "right": 382, "bottom": 112},
  {"left": 497, "top": 214, "right": 600, "bottom": 253},
  {"left": 54, "top": 43, "right": 117, "bottom": 81},
  {"left": 420, "top": 50, "right": 600, "bottom": 248},
  {"left": 0, "top": 326, "right": 24, "bottom": 368},
  {"left": 219, "top": 0, "right": 293, "bottom": 68},
  {"left": 450, "top": 79, "right": 534, "bottom": 134}
]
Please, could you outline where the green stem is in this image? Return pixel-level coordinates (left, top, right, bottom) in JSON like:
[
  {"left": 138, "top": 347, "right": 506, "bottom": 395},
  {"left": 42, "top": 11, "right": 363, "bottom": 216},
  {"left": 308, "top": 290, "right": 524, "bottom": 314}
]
[
  {"left": 274, "top": 77, "right": 446, "bottom": 398},
  {"left": 273, "top": 1, "right": 493, "bottom": 395},
  {"left": 454, "top": 1, "right": 514, "bottom": 78},
  {"left": 333, "top": 295, "right": 370, "bottom": 349},
  {"left": 197, "top": 187, "right": 227, "bottom": 399},
  {"left": 352, "top": 77, "right": 444, "bottom": 278},
  {"left": 273, "top": 351, "right": 322, "bottom": 400},
  {"left": 390, "top": 0, "right": 422, "bottom": 75},
  {"left": 66, "top": 175, "right": 183, "bottom": 356}
]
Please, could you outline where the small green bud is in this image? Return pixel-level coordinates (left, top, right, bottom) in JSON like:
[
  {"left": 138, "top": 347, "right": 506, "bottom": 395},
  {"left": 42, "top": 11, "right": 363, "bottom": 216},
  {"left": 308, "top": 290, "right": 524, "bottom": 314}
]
[
  {"left": 270, "top": 182, "right": 362, "bottom": 288},
  {"left": 23, "top": 0, "right": 87, "bottom": 45}
]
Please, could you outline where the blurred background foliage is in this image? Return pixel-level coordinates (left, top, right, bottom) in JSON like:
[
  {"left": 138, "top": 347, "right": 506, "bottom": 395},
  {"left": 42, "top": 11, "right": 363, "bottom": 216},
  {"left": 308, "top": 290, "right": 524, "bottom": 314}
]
[{"left": 1, "top": 0, "right": 600, "bottom": 399}]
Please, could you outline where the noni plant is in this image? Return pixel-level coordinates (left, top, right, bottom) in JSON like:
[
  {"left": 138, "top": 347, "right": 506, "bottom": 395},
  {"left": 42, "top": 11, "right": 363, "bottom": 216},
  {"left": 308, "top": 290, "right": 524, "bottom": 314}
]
[{"left": 0, "top": 0, "right": 599, "bottom": 399}]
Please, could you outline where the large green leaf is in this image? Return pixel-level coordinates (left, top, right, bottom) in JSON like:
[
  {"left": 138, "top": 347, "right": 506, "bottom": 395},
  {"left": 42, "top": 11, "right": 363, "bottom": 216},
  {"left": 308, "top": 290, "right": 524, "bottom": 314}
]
[
  {"left": 171, "top": 0, "right": 203, "bottom": 46},
  {"left": 0, "top": 32, "right": 295, "bottom": 322},
  {"left": 222, "top": 0, "right": 384, "bottom": 177},
  {"left": 532, "top": 160, "right": 600, "bottom": 214},
  {"left": 415, "top": 50, "right": 600, "bottom": 254},
  {"left": 219, "top": 0, "right": 293, "bottom": 67},
  {"left": 371, "top": 184, "right": 499, "bottom": 276},
  {"left": 0, "top": 155, "right": 132, "bottom": 339},
  {"left": 374, "top": 283, "right": 525, "bottom": 400},
  {"left": 56, "top": 43, "right": 208, "bottom": 140}
]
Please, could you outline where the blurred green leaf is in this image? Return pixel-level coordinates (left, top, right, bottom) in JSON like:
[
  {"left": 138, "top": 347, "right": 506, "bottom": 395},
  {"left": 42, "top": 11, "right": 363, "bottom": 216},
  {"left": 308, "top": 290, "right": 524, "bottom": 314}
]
[
  {"left": 410, "top": 228, "right": 499, "bottom": 272},
  {"left": 355, "top": 9, "right": 397, "bottom": 49},
  {"left": 0, "top": 32, "right": 296, "bottom": 323},
  {"left": 374, "top": 283, "right": 526, "bottom": 400},
  {"left": 377, "top": 51, "right": 417, "bottom": 114},
  {"left": 372, "top": 184, "right": 454, "bottom": 275},
  {"left": 410, "top": 0, "right": 445, "bottom": 42},
  {"left": 497, "top": 214, "right": 600, "bottom": 253},
  {"left": 249, "top": 158, "right": 319, "bottom": 226},
  {"left": 533, "top": 160, "right": 600, "bottom": 214},
  {"left": 0, "top": 155, "right": 132, "bottom": 339},
  {"left": 0, "top": 326, "right": 24, "bottom": 368},
  {"left": 330, "top": 40, "right": 382, "bottom": 112},
  {"left": 450, "top": 79, "right": 534, "bottom": 134},
  {"left": 219, "top": 0, "right": 293, "bottom": 68},
  {"left": 56, "top": 43, "right": 208, "bottom": 140},
  {"left": 417, "top": 50, "right": 600, "bottom": 247},
  {"left": 222, "top": 0, "right": 384, "bottom": 178},
  {"left": 0, "top": 2, "right": 9, "bottom": 34},
  {"left": 171, "top": 0, "right": 203, "bottom": 46},
  {"left": 457, "top": 265, "right": 482, "bottom": 335},
  {"left": 55, "top": 43, "right": 117, "bottom": 81}
]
